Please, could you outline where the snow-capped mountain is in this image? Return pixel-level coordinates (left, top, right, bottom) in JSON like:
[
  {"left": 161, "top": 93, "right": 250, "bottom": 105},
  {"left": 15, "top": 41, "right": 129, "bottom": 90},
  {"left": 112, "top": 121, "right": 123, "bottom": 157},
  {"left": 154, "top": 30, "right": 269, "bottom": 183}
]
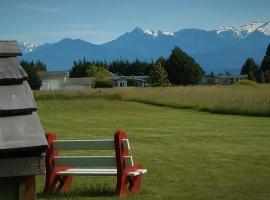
[
  {"left": 20, "top": 42, "right": 39, "bottom": 54},
  {"left": 22, "top": 22, "right": 270, "bottom": 73},
  {"left": 140, "top": 28, "right": 175, "bottom": 37},
  {"left": 217, "top": 21, "right": 270, "bottom": 38}
]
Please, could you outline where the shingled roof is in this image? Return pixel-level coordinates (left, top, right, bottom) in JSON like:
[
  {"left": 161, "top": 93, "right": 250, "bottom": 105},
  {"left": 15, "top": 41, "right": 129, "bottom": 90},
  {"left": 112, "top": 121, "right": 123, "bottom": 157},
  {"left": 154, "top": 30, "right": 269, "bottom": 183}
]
[{"left": 0, "top": 41, "right": 47, "bottom": 157}]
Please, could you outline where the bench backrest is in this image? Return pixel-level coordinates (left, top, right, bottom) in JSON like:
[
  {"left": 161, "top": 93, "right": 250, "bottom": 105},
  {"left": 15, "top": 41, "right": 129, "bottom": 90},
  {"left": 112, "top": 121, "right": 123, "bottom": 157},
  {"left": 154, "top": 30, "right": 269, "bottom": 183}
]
[{"left": 45, "top": 130, "right": 134, "bottom": 171}]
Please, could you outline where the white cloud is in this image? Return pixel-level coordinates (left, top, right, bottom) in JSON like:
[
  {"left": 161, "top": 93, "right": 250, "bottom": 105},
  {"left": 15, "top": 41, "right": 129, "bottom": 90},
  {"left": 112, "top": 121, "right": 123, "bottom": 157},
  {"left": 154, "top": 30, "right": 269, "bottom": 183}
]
[{"left": 18, "top": 5, "right": 61, "bottom": 13}]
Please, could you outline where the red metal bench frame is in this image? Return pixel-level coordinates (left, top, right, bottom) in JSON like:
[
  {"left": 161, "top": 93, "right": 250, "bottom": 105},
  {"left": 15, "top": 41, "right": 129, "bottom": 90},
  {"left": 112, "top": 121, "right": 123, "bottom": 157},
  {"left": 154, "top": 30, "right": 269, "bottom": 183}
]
[{"left": 43, "top": 130, "right": 145, "bottom": 196}]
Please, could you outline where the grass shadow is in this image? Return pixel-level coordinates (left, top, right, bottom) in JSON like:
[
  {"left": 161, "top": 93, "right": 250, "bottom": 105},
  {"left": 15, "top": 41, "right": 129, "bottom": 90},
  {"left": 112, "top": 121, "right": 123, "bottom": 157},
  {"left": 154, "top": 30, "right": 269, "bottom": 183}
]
[{"left": 37, "top": 184, "right": 115, "bottom": 199}]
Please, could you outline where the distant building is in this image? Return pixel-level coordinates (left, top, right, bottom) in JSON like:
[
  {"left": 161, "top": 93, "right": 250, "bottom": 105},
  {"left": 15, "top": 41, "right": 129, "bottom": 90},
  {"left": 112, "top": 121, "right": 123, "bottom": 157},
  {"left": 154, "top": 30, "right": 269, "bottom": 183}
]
[
  {"left": 62, "top": 77, "right": 94, "bottom": 90},
  {"left": 114, "top": 76, "right": 150, "bottom": 87},
  {"left": 38, "top": 71, "right": 67, "bottom": 90},
  {"left": 38, "top": 71, "right": 94, "bottom": 90},
  {"left": 38, "top": 71, "right": 149, "bottom": 90},
  {"left": 201, "top": 74, "right": 248, "bottom": 85}
]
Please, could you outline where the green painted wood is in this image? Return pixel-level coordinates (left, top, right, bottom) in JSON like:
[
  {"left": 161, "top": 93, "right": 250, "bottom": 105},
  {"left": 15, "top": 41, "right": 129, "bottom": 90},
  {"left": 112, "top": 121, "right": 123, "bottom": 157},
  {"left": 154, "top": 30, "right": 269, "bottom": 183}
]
[
  {"left": 55, "top": 156, "right": 116, "bottom": 168},
  {"left": 53, "top": 139, "right": 115, "bottom": 150}
]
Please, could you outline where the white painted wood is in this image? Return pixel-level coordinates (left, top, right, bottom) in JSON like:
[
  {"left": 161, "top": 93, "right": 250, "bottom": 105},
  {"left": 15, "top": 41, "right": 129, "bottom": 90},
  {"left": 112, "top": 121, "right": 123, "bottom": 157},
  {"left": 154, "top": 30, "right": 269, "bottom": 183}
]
[
  {"left": 53, "top": 139, "right": 114, "bottom": 150},
  {"left": 124, "top": 156, "right": 134, "bottom": 167},
  {"left": 55, "top": 156, "right": 116, "bottom": 168},
  {"left": 123, "top": 139, "right": 130, "bottom": 150},
  {"left": 57, "top": 168, "right": 117, "bottom": 176}
]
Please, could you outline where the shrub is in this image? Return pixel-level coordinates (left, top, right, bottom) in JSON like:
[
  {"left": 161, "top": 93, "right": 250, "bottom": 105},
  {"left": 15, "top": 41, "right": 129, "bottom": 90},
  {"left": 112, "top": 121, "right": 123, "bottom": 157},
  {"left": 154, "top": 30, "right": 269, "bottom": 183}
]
[{"left": 95, "top": 79, "right": 114, "bottom": 88}]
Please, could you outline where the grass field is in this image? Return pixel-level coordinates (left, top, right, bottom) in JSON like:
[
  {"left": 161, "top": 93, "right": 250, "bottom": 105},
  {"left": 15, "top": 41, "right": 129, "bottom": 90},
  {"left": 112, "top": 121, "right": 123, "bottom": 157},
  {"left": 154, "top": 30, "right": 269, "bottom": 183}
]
[
  {"left": 35, "top": 84, "right": 270, "bottom": 117},
  {"left": 36, "top": 98, "right": 270, "bottom": 200}
]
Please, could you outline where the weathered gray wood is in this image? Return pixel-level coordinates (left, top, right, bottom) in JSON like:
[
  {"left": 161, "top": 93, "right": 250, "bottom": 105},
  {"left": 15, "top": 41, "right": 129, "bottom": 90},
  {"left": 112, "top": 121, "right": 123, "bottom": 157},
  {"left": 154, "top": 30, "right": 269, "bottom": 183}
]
[
  {"left": 0, "top": 41, "right": 22, "bottom": 57},
  {"left": 0, "top": 81, "right": 37, "bottom": 115},
  {"left": 53, "top": 139, "right": 115, "bottom": 150},
  {"left": 57, "top": 168, "right": 118, "bottom": 176},
  {"left": 0, "top": 112, "right": 47, "bottom": 151},
  {"left": 55, "top": 156, "right": 116, "bottom": 168},
  {"left": 0, "top": 157, "right": 45, "bottom": 177},
  {"left": 0, "top": 57, "right": 27, "bottom": 84}
]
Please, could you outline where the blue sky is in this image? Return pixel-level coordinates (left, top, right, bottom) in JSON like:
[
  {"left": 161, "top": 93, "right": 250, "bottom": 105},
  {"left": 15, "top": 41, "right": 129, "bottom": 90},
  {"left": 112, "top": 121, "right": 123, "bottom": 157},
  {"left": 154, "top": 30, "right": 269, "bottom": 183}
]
[{"left": 0, "top": 0, "right": 269, "bottom": 44}]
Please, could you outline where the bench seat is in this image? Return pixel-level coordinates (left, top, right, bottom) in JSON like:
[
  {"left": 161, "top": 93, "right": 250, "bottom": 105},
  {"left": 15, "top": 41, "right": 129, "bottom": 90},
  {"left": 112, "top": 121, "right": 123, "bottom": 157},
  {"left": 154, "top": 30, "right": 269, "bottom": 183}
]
[{"left": 57, "top": 168, "right": 147, "bottom": 176}]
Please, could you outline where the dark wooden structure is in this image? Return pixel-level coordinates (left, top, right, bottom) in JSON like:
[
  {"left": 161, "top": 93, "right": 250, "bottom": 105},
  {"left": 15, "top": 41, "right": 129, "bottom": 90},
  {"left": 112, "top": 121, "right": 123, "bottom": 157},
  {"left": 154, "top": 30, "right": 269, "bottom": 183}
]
[{"left": 0, "top": 41, "right": 47, "bottom": 200}]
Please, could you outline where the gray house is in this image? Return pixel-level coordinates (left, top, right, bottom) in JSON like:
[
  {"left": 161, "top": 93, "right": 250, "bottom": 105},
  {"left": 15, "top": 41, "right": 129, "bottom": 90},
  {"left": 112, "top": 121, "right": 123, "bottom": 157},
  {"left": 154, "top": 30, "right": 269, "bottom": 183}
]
[
  {"left": 39, "top": 71, "right": 94, "bottom": 90},
  {"left": 114, "top": 76, "right": 149, "bottom": 87},
  {"left": 201, "top": 74, "right": 248, "bottom": 85}
]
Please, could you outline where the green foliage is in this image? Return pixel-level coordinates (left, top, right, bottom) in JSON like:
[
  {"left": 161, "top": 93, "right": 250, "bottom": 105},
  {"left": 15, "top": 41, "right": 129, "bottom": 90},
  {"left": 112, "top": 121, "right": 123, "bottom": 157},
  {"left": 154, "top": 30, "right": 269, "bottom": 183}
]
[
  {"left": 240, "top": 58, "right": 259, "bottom": 81},
  {"left": 69, "top": 59, "right": 90, "bottom": 78},
  {"left": 234, "top": 80, "right": 259, "bottom": 86},
  {"left": 149, "top": 63, "right": 170, "bottom": 87},
  {"left": 20, "top": 60, "right": 45, "bottom": 90},
  {"left": 165, "top": 47, "right": 204, "bottom": 85},
  {"left": 109, "top": 59, "right": 153, "bottom": 76},
  {"left": 35, "top": 60, "right": 47, "bottom": 71},
  {"left": 260, "top": 44, "right": 270, "bottom": 83},
  {"left": 94, "top": 79, "right": 114, "bottom": 88},
  {"left": 256, "top": 70, "right": 266, "bottom": 83}
]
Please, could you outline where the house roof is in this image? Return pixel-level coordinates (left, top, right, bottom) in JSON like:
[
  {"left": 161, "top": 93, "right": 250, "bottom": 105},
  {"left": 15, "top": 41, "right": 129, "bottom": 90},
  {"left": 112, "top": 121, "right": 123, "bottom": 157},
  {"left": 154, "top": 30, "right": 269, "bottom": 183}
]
[
  {"left": 114, "top": 76, "right": 149, "bottom": 81},
  {"left": 64, "top": 77, "right": 95, "bottom": 85},
  {"left": 0, "top": 41, "right": 47, "bottom": 155},
  {"left": 38, "top": 71, "right": 67, "bottom": 79}
]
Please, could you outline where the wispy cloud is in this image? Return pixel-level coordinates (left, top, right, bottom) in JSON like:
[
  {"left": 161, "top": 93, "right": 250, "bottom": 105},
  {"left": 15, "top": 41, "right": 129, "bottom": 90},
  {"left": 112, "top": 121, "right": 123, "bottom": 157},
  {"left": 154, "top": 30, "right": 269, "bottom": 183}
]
[{"left": 18, "top": 5, "right": 61, "bottom": 13}]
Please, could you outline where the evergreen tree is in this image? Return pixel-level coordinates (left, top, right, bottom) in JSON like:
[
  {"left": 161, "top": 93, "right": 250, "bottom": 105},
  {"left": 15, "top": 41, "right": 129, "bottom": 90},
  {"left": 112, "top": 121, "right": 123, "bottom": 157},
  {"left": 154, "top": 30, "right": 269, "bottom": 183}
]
[
  {"left": 35, "top": 60, "right": 47, "bottom": 71},
  {"left": 240, "top": 58, "right": 258, "bottom": 81},
  {"left": 260, "top": 44, "right": 270, "bottom": 83},
  {"left": 69, "top": 60, "right": 88, "bottom": 77},
  {"left": 256, "top": 70, "right": 265, "bottom": 83},
  {"left": 20, "top": 60, "right": 42, "bottom": 90},
  {"left": 164, "top": 47, "right": 204, "bottom": 85},
  {"left": 149, "top": 63, "right": 170, "bottom": 87}
]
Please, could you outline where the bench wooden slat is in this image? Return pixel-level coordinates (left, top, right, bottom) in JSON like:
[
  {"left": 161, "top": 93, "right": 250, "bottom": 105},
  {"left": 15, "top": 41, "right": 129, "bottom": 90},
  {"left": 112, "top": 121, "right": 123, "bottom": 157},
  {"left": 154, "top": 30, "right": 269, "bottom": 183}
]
[
  {"left": 53, "top": 139, "right": 115, "bottom": 150},
  {"left": 55, "top": 156, "right": 116, "bottom": 168},
  {"left": 128, "top": 169, "right": 148, "bottom": 176},
  {"left": 53, "top": 139, "right": 131, "bottom": 151},
  {"left": 57, "top": 168, "right": 117, "bottom": 176}
]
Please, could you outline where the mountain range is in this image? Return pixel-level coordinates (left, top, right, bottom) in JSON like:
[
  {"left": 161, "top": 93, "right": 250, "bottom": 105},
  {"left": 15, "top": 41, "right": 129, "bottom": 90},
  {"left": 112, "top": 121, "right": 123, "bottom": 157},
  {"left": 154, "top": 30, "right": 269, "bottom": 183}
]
[{"left": 21, "top": 21, "right": 270, "bottom": 73}]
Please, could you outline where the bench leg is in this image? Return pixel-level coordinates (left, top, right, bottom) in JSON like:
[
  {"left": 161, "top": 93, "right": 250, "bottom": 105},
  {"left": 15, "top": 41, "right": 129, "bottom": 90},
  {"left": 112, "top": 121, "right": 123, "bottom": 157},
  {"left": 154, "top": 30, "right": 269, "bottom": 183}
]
[
  {"left": 128, "top": 175, "right": 142, "bottom": 194},
  {"left": 116, "top": 174, "right": 143, "bottom": 196},
  {"left": 44, "top": 170, "right": 58, "bottom": 193},
  {"left": 57, "top": 175, "right": 73, "bottom": 192},
  {"left": 44, "top": 172, "right": 73, "bottom": 193}
]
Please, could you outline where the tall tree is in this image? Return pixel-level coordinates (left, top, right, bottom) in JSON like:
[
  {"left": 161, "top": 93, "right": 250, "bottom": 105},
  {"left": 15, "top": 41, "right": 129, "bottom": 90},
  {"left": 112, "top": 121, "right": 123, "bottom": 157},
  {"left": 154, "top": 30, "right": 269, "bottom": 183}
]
[
  {"left": 149, "top": 63, "right": 170, "bottom": 87},
  {"left": 260, "top": 44, "right": 270, "bottom": 83},
  {"left": 164, "top": 47, "right": 204, "bottom": 85},
  {"left": 20, "top": 60, "right": 42, "bottom": 90},
  {"left": 240, "top": 58, "right": 259, "bottom": 81}
]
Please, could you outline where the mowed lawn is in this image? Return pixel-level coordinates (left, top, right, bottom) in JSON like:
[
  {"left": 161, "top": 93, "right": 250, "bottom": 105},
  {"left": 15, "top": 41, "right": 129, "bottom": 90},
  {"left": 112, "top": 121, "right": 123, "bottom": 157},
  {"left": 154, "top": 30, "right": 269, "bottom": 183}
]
[{"left": 36, "top": 98, "right": 270, "bottom": 200}]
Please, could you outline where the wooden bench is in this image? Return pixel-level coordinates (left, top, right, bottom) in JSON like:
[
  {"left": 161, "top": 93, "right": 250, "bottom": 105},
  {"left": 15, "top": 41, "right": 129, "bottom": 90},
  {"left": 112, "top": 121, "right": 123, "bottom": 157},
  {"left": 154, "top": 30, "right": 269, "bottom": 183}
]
[{"left": 43, "top": 130, "right": 147, "bottom": 197}]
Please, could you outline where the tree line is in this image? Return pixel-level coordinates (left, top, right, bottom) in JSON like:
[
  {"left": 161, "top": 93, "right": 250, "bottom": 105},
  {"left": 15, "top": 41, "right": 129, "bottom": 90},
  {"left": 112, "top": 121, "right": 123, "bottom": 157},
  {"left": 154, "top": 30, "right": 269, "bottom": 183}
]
[
  {"left": 70, "top": 47, "right": 205, "bottom": 86},
  {"left": 240, "top": 44, "right": 270, "bottom": 83},
  {"left": 20, "top": 60, "right": 46, "bottom": 90}
]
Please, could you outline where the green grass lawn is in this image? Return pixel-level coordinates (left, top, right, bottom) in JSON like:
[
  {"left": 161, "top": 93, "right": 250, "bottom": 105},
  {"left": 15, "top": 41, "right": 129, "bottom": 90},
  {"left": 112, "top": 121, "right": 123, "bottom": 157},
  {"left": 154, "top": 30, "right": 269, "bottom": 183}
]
[{"left": 36, "top": 98, "right": 270, "bottom": 200}]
